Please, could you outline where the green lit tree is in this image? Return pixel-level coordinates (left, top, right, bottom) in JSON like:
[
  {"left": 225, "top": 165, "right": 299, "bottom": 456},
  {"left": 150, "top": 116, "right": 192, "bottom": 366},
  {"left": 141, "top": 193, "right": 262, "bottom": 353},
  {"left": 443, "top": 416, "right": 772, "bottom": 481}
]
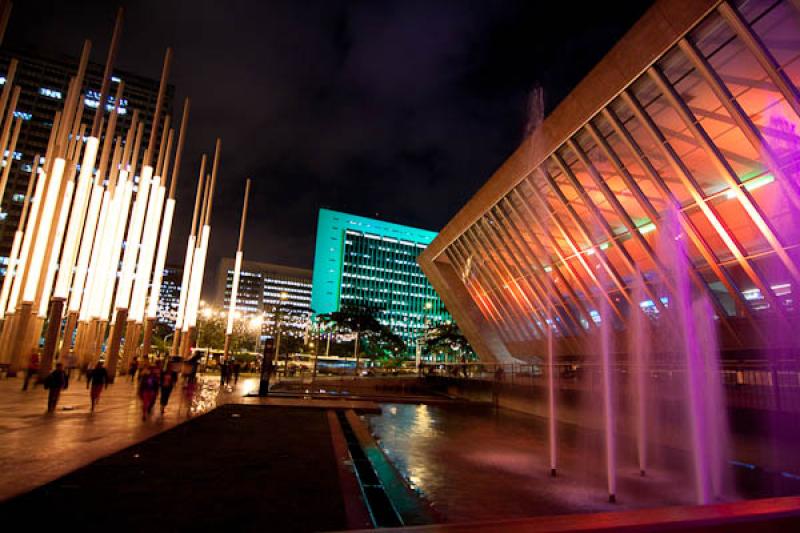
[
  {"left": 423, "top": 322, "right": 475, "bottom": 362},
  {"left": 318, "top": 305, "right": 403, "bottom": 373}
]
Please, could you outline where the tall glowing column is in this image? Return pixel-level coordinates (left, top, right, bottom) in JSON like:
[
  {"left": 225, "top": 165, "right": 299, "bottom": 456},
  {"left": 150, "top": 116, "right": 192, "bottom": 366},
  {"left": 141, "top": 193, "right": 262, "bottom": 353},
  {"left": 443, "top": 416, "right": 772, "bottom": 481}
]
[
  {"left": 171, "top": 156, "right": 206, "bottom": 355},
  {"left": 142, "top": 99, "right": 190, "bottom": 361},
  {"left": 181, "top": 139, "right": 221, "bottom": 358},
  {"left": 224, "top": 178, "right": 251, "bottom": 358}
]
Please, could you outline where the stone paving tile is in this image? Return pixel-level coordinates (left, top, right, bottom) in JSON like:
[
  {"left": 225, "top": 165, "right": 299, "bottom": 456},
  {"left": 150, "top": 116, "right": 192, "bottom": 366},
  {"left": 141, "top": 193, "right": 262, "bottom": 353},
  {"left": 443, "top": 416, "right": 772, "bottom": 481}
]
[{"left": 0, "top": 373, "right": 261, "bottom": 501}]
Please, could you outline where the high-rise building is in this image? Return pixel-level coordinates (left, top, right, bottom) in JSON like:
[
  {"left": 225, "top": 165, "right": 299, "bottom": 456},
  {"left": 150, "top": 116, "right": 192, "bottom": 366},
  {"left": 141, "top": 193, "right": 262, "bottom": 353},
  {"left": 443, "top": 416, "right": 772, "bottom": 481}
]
[
  {"left": 216, "top": 258, "right": 313, "bottom": 341},
  {"left": 418, "top": 0, "right": 800, "bottom": 361},
  {"left": 157, "top": 264, "right": 182, "bottom": 328},
  {"left": 311, "top": 208, "right": 450, "bottom": 348},
  {"left": 0, "top": 48, "right": 173, "bottom": 270}
]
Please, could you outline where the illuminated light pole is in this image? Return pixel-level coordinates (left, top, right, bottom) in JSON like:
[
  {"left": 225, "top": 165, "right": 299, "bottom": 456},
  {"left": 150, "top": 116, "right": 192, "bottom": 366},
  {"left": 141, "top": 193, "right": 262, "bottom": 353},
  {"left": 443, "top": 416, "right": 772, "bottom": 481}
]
[
  {"left": 142, "top": 98, "right": 189, "bottom": 363},
  {"left": 106, "top": 48, "right": 170, "bottom": 375},
  {"left": 54, "top": 86, "right": 123, "bottom": 366},
  {"left": 223, "top": 178, "right": 251, "bottom": 359},
  {"left": 124, "top": 116, "right": 173, "bottom": 365},
  {"left": 0, "top": 159, "right": 35, "bottom": 322},
  {"left": 171, "top": 155, "right": 206, "bottom": 356},
  {"left": 5, "top": 37, "right": 91, "bottom": 373},
  {"left": 181, "top": 139, "right": 221, "bottom": 358}
]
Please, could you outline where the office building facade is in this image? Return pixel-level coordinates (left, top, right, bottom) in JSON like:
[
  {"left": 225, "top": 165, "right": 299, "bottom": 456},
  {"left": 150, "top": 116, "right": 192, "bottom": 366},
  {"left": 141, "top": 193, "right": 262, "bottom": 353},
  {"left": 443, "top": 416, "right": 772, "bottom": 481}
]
[
  {"left": 312, "top": 208, "right": 450, "bottom": 347},
  {"left": 419, "top": 0, "right": 800, "bottom": 362},
  {"left": 217, "top": 258, "right": 313, "bottom": 340},
  {"left": 0, "top": 48, "right": 173, "bottom": 270},
  {"left": 156, "top": 265, "right": 183, "bottom": 328}
]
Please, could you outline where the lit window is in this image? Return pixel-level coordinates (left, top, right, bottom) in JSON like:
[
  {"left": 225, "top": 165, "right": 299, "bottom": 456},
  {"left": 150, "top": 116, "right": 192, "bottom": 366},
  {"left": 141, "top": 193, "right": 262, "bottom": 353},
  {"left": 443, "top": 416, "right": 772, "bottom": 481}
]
[{"left": 39, "top": 87, "right": 63, "bottom": 99}]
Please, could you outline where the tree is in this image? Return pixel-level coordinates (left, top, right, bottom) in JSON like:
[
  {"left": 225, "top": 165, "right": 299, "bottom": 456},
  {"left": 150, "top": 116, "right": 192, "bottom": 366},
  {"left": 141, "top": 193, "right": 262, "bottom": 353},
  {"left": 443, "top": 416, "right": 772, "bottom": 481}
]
[
  {"left": 318, "top": 305, "right": 404, "bottom": 373},
  {"left": 196, "top": 313, "right": 226, "bottom": 351},
  {"left": 423, "top": 322, "right": 475, "bottom": 362}
]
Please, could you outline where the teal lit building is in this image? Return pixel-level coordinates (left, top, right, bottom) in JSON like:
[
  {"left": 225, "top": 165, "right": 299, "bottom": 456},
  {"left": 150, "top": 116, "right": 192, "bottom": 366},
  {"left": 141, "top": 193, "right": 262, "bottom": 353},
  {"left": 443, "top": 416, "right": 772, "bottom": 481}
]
[{"left": 311, "top": 208, "right": 450, "bottom": 346}]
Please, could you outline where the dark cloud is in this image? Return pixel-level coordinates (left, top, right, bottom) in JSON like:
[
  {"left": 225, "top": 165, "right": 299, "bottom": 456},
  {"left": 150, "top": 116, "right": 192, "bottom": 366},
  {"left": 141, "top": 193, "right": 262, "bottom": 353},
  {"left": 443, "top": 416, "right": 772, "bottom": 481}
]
[{"left": 5, "top": 0, "right": 652, "bottom": 293}]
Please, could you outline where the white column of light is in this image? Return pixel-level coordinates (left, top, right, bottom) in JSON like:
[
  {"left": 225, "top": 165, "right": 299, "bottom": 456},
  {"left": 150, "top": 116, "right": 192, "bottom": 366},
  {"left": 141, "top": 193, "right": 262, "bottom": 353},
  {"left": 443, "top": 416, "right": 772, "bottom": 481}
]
[
  {"left": 0, "top": 166, "right": 36, "bottom": 318},
  {"left": 69, "top": 178, "right": 104, "bottom": 315},
  {"left": 37, "top": 177, "right": 75, "bottom": 317},
  {"left": 225, "top": 179, "right": 251, "bottom": 350},
  {"left": 93, "top": 172, "right": 128, "bottom": 320},
  {"left": 173, "top": 157, "right": 206, "bottom": 342},
  {"left": 174, "top": 235, "right": 195, "bottom": 333},
  {"left": 129, "top": 179, "right": 164, "bottom": 322},
  {"left": 100, "top": 175, "right": 133, "bottom": 319},
  {"left": 146, "top": 194, "right": 175, "bottom": 321},
  {"left": 147, "top": 98, "right": 189, "bottom": 329},
  {"left": 185, "top": 139, "right": 220, "bottom": 335},
  {"left": 53, "top": 136, "right": 99, "bottom": 300},
  {"left": 184, "top": 223, "right": 210, "bottom": 331},
  {"left": 226, "top": 251, "right": 243, "bottom": 336},
  {"left": 8, "top": 166, "right": 47, "bottom": 312},
  {"left": 83, "top": 185, "right": 112, "bottom": 320},
  {"left": 0, "top": 226, "right": 22, "bottom": 318},
  {"left": 114, "top": 165, "right": 153, "bottom": 311},
  {"left": 22, "top": 157, "right": 66, "bottom": 303},
  {"left": 90, "top": 161, "right": 129, "bottom": 322}
]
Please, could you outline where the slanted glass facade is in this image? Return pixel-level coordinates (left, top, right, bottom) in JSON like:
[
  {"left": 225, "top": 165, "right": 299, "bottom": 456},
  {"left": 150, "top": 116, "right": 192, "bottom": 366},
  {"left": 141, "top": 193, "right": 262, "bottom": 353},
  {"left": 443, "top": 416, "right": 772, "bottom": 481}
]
[
  {"left": 312, "top": 208, "right": 450, "bottom": 346},
  {"left": 421, "top": 0, "right": 800, "bottom": 359}
]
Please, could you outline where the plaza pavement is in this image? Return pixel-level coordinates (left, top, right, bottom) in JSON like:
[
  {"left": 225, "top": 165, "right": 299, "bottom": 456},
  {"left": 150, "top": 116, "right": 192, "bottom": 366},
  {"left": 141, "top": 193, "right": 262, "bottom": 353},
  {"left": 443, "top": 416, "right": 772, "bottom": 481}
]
[{"left": 0, "top": 372, "right": 260, "bottom": 501}]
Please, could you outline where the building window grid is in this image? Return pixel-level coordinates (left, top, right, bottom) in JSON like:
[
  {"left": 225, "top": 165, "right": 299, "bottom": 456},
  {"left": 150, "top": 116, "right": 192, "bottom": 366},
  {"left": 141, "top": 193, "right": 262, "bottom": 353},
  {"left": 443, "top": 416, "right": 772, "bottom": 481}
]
[
  {"left": 446, "top": 0, "right": 800, "bottom": 340},
  {"left": 342, "top": 231, "right": 449, "bottom": 342}
]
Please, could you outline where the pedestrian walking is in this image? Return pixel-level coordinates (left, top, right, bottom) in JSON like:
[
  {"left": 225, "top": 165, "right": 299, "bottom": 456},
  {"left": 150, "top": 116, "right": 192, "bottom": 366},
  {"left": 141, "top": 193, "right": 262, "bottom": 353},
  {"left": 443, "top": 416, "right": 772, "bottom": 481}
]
[
  {"left": 22, "top": 350, "right": 40, "bottom": 390},
  {"left": 128, "top": 357, "right": 139, "bottom": 382},
  {"left": 219, "top": 359, "right": 228, "bottom": 386},
  {"left": 44, "top": 363, "right": 69, "bottom": 413},
  {"left": 138, "top": 367, "right": 160, "bottom": 421},
  {"left": 87, "top": 361, "right": 109, "bottom": 412},
  {"left": 233, "top": 361, "right": 241, "bottom": 385},
  {"left": 159, "top": 369, "right": 176, "bottom": 414}
]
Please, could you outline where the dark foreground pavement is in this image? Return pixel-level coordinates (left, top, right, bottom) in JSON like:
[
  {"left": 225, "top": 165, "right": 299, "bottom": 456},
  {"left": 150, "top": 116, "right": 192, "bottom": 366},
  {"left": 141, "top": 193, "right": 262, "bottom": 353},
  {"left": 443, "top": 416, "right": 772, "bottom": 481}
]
[{"left": 2, "top": 404, "right": 348, "bottom": 532}]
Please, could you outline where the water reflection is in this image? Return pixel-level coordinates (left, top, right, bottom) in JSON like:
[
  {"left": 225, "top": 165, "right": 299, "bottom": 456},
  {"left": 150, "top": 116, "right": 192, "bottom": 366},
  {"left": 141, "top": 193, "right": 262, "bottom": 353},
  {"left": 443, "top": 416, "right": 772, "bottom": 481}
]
[{"left": 367, "top": 403, "right": 696, "bottom": 523}]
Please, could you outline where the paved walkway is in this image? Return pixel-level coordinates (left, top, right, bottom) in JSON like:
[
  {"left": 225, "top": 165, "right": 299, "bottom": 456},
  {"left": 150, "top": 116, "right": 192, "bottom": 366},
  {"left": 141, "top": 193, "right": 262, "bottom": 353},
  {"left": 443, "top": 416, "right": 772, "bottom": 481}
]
[
  {"left": 0, "top": 372, "right": 259, "bottom": 500},
  {"left": 2, "top": 404, "right": 353, "bottom": 532}
]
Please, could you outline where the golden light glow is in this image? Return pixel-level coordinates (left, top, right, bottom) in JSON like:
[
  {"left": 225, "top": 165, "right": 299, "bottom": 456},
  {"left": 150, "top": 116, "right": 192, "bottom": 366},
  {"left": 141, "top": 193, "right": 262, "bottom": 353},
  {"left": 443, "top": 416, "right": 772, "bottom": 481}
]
[
  {"left": 68, "top": 182, "right": 104, "bottom": 313},
  {"left": 130, "top": 181, "right": 165, "bottom": 322},
  {"left": 23, "top": 158, "right": 65, "bottom": 302},
  {"left": 54, "top": 137, "right": 99, "bottom": 299},
  {"left": 115, "top": 165, "right": 153, "bottom": 310},
  {"left": 38, "top": 178, "right": 75, "bottom": 317}
]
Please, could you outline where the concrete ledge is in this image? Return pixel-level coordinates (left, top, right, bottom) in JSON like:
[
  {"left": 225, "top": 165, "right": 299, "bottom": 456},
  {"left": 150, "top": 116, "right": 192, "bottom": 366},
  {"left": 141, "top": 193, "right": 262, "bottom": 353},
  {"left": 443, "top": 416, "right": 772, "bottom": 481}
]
[
  {"left": 237, "top": 396, "right": 382, "bottom": 414},
  {"left": 364, "top": 496, "right": 800, "bottom": 532}
]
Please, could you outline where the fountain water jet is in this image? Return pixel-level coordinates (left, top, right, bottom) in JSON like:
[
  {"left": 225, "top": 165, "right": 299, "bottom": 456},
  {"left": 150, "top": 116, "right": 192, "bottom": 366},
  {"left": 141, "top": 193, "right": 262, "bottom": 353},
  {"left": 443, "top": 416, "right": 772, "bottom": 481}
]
[
  {"left": 630, "top": 271, "right": 650, "bottom": 478},
  {"left": 599, "top": 290, "right": 617, "bottom": 503},
  {"left": 658, "top": 207, "right": 728, "bottom": 504},
  {"left": 547, "top": 312, "right": 557, "bottom": 477}
]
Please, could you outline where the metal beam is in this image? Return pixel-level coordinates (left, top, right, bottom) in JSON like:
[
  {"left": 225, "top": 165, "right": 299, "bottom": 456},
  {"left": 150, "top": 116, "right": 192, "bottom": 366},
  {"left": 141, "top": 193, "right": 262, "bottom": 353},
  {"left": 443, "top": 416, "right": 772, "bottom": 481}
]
[
  {"left": 647, "top": 65, "right": 794, "bottom": 321},
  {"left": 463, "top": 228, "right": 543, "bottom": 340},
  {"left": 602, "top": 106, "right": 748, "bottom": 342},
  {"left": 496, "top": 197, "right": 594, "bottom": 325},
  {"left": 718, "top": 1, "right": 800, "bottom": 121},
  {"left": 622, "top": 86, "right": 788, "bottom": 325}
]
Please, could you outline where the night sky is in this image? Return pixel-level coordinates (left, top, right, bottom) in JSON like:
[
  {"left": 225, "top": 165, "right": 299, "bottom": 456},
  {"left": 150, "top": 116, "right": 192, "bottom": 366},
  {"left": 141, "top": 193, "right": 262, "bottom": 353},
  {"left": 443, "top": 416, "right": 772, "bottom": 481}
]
[{"left": 5, "top": 0, "right": 653, "bottom": 289}]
